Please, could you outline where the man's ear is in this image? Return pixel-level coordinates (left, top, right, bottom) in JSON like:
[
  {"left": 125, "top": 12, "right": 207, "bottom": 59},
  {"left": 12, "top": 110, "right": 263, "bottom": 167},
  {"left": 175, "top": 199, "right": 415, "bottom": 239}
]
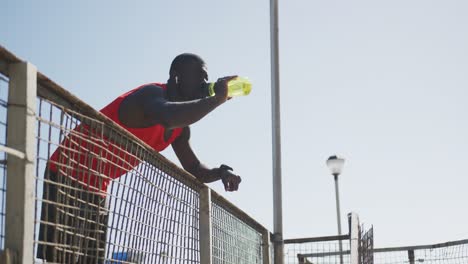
[{"left": 169, "top": 69, "right": 179, "bottom": 83}]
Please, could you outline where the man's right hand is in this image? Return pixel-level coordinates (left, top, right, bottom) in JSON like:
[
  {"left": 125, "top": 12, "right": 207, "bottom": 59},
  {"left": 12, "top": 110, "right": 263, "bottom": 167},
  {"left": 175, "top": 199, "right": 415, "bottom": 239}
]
[{"left": 213, "top": 76, "right": 238, "bottom": 103}]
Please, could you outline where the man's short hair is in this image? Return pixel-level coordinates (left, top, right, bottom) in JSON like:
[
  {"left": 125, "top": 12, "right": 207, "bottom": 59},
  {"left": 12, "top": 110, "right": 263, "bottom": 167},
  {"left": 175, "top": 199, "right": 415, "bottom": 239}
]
[{"left": 169, "top": 53, "right": 205, "bottom": 77}]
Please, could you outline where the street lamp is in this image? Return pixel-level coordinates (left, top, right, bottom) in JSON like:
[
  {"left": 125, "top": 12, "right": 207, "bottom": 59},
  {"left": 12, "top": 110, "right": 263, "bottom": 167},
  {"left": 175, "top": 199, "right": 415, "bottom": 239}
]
[{"left": 326, "top": 155, "right": 345, "bottom": 264}]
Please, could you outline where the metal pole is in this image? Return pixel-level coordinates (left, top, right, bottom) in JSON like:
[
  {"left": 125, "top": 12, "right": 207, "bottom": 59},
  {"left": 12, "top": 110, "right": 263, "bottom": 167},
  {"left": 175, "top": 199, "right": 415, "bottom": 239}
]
[
  {"left": 270, "top": 0, "right": 284, "bottom": 262},
  {"left": 334, "top": 175, "right": 344, "bottom": 264}
]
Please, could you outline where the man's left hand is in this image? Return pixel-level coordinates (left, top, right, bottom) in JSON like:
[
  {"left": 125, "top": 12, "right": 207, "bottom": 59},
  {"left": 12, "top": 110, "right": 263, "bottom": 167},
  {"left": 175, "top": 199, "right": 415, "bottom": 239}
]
[{"left": 220, "top": 170, "right": 242, "bottom": 192}]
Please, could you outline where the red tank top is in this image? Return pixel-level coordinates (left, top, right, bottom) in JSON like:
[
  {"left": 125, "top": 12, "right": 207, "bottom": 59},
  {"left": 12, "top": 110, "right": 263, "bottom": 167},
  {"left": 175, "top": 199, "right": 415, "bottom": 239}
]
[{"left": 48, "top": 83, "right": 183, "bottom": 193}]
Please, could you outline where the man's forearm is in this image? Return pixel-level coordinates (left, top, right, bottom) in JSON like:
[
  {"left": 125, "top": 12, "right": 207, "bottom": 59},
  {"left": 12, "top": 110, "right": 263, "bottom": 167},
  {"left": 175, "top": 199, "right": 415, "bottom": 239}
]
[
  {"left": 162, "top": 96, "right": 223, "bottom": 129},
  {"left": 189, "top": 163, "right": 221, "bottom": 183}
]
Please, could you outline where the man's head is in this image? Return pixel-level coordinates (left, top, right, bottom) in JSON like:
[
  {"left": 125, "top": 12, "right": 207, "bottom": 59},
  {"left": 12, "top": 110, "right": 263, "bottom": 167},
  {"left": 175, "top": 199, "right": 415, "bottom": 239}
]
[{"left": 169, "top": 53, "right": 208, "bottom": 100}]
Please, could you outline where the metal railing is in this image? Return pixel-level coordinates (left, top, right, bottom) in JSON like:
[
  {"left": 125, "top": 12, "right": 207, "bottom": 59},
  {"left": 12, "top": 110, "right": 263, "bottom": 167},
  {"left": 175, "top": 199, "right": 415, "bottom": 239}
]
[
  {"left": 372, "top": 239, "right": 468, "bottom": 264},
  {"left": 285, "top": 234, "right": 352, "bottom": 264},
  {"left": 0, "top": 45, "right": 270, "bottom": 264}
]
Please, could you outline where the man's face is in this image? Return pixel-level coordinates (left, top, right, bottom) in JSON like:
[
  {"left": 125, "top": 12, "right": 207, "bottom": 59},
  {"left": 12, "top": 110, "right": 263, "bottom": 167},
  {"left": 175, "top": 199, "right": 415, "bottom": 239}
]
[{"left": 177, "top": 60, "right": 208, "bottom": 100}]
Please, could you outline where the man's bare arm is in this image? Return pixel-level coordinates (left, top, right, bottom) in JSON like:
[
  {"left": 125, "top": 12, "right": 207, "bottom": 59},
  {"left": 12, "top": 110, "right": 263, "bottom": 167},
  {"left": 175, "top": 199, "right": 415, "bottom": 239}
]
[
  {"left": 172, "top": 127, "right": 241, "bottom": 191},
  {"left": 171, "top": 127, "right": 222, "bottom": 182},
  {"left": 136, "top": 86, "right": 223, "bottom": 129}
]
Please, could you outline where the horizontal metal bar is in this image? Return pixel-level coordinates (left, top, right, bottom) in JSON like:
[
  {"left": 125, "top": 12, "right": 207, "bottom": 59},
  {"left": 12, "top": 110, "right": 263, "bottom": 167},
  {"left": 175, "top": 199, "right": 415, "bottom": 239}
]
[
  {"left": 0, "top": 145, "right": 26, "bottom": 159},
  {"left": 284, "top": 234, "right": 350, "bottom": 244},
  {"left": 296, "top": 238, "right": 468, "bottom": 258},
  {"left": 0, "top": 44, "right": 23, "bottom": 77},
  {"left": 298, "top": 250, "right": 351, "bottom": 258},
  {"left": 0, "top": 75, "right": 8, "bottom": 82},
  {"left": 373, "top": 238, "right": 468, "bottom": 253}
]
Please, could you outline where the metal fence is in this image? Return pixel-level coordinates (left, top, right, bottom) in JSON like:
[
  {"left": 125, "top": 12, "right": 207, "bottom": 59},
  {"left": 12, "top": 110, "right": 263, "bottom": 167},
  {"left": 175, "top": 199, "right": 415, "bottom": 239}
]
[
  {"left": 283, "top": 213, "right": 364, "bottom": 264},
  {"left": 3, "top": 44, "right": 468, "bottom": 264},
  {"left": 35, "top": 97, "right": 204, "bottom": 263},
  {"left": 284, "top": 235, "right": 352, "bottom": 264},
  {"left": 373, "top": 239, "right": 468, "bottom": 264},
  {"left": 0, "top": 45, "right": 269, "bottom": 264},
  {"left": 360, "top": 227, "right": 374, "bottom": 264}
]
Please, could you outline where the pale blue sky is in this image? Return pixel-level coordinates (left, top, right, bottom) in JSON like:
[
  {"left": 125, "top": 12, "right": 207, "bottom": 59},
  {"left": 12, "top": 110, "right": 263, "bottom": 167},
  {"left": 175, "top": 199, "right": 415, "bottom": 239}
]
[{"left": 2, "top": 0, "right": 468, "bottom": 248}]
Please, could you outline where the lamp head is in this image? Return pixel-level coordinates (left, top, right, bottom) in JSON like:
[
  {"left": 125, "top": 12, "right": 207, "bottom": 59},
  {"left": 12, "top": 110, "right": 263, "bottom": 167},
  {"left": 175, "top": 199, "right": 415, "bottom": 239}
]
[{"left": 326, "top": 155, "right": 345, "bottom": 176}]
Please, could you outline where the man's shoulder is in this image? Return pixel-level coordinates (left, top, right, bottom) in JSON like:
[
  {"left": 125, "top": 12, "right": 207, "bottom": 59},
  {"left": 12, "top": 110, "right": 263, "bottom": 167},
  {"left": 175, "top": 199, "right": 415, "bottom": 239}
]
[
  {"left": 138, "top": 83, "right": 166, "bottom": 93},
  {"left": 119, "top": 83, "right": 166, "bottom": 111},
  {"left": 131, "top": 84, "right": 166, "bottom": 100}
]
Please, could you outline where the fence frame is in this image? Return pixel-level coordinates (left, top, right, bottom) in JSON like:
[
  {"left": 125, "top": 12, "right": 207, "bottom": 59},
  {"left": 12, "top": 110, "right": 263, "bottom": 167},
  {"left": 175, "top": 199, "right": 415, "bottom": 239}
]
[
  {"left": 373, "top": 238, "right": 468, "bottom": 253},
  {"left": 4, "top": 61, "right": 37, "bottom": 264},
  {"left": 0, "top": 44, "right": 271, "bottom": 264},
  {"left": 200, "top": 186, "right": 213, "bottom": 264},
  {"left": 369, "top": 238, "right": 468, "bottom": 264}
]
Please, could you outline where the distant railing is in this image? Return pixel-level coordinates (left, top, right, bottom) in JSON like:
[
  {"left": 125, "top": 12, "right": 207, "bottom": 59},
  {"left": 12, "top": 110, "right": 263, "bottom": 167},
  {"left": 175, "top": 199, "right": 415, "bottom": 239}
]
[
  {"left": 0, "top": 45, "right": 271, "bottom": 264},
  {"left": 372, "top": 239, "right": 468, "bottom": 264},
  {"left": 283, "top": 213, "right": 363, "bottom": 264}
]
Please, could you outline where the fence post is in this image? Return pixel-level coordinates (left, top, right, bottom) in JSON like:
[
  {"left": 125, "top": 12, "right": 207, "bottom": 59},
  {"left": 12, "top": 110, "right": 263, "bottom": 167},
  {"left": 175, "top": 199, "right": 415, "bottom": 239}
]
[
  {"left": 348, "top": 212, "right": 360, "bottom": 264},
  {"left": 199, "top": 186, "right": 213, "bottom": 264},
  {"left": 408, "top": 249, "right": 415, "bottom": 264},
  {"left": 262, "top": 230, "right": 271, "bottom": 264},
  {"left": 5, "top": 62, "right": 37, "bottom": 264}
]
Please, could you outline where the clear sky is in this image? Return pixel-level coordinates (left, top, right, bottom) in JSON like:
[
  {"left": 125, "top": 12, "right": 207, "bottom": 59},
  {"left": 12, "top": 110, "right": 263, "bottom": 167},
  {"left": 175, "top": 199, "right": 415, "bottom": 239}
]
[{"left": 2, "top": 0, "right": 468, "bottom": 248}]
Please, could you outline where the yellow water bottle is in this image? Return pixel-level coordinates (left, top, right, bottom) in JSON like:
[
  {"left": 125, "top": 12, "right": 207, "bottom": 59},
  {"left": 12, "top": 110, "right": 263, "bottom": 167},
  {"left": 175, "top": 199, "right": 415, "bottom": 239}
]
[{"left": 206, "top": 77, "right": 252, "bottom": 97}]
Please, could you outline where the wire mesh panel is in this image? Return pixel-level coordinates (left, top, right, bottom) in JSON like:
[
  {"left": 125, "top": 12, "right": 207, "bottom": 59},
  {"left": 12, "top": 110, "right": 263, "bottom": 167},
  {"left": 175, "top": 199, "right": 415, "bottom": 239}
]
[
  {"left": 0, "top": 74, "right": 8, "bottom": 250},
  {"left": 373, "top": 239, "right": 468, "bottom": 264},
  {"left": 105, "top": 165, "right": 200, "bottom": 263},
  {"left": 106, "top": 162, "right": 200, "bottom": 263},
  {"left": 34, "top": 97, "right": 201, "bottom": 263},
  {"left": 211, "top": 199, "right": 263, "bottom": 264},
  {"left": 360, "top": 227, "right": 374, "bottom": 264},
  {"left": 284, "top": 236, "right": 351, "bottom": 264}
]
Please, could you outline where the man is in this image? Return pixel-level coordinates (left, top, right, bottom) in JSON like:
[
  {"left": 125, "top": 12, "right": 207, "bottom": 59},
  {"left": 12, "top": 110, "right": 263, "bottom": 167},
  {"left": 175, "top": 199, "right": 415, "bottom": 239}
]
[
  {"left": 37, "top": 53, "right": 242, "bottom": 263},
  {"left": 120, "top": 53, "right": 242, "bottom": 189}
]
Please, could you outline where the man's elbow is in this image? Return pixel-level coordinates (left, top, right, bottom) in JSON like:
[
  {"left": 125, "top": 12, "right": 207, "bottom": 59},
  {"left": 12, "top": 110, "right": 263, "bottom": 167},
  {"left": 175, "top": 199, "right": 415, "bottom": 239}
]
[
  {"left": 159, "top": 110, "right": 187, "bottom": 130},
  {"left": 156, "top": 110, "right": 179, "bottom": 130}
]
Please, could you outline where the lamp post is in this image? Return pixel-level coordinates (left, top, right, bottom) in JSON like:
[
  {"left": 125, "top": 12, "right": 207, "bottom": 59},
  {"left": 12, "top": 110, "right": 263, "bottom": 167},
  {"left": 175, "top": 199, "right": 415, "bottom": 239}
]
[{"left": 326, "top": 155, "right": 345, "bottom": 264}]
